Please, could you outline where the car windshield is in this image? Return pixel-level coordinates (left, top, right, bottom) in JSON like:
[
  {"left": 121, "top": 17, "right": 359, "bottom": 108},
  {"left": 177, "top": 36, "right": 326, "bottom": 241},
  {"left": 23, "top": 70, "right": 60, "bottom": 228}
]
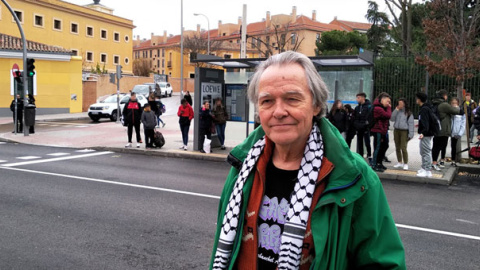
[
  {"left": 132, "top": 85, "right": 150, "bottom": 95},
  {"left": 101, "top": 95, "right": 123, "bottom": 103}
]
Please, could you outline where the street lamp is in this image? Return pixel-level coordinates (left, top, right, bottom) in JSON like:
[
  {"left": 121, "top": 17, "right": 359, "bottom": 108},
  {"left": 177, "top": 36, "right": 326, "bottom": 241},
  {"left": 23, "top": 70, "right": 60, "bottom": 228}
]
[{"left": 193, "top": 13, "right": 210, "bottom": 55}]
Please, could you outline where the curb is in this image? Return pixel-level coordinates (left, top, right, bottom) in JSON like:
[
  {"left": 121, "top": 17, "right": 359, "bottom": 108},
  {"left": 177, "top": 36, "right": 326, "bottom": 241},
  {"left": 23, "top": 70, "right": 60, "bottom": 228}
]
[
  {"left": 90, "top": 146, "right": 228, "bottom": 162},
  {"left": 377, "top": 167, "right": 456, "bottom": 185},
  {"left": 35, "top": 116, "right": 91, "bottom": 122}
]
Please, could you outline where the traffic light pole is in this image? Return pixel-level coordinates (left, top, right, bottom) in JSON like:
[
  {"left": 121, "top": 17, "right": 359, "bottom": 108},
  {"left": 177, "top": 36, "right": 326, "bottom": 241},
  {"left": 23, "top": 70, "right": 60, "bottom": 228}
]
[{"left": 2, "top": 0, "right": 29, "bottom": 136}]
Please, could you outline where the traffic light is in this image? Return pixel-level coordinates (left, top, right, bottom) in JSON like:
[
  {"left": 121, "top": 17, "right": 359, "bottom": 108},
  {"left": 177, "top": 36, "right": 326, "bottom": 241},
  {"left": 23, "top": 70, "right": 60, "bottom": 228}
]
[
  {"left": 116, "top": 65, "right": 122, "bottom": 80},
  {"left": 26, "top": 58, "right": 35, "bottom": 77}
]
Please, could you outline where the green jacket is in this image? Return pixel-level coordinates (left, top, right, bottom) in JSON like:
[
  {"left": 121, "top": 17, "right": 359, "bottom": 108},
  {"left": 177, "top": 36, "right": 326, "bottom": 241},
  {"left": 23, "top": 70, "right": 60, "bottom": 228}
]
[
  {"left": 209, "top": 118, "right": 406, "bottom": 269},
  {"left": 432, "top": 97, "right": 460, "bottom": 137}
]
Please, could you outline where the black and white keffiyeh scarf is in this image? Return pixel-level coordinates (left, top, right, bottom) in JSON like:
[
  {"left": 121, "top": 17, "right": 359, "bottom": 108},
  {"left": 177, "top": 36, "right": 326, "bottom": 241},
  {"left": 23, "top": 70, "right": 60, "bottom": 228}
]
[{"left": 213, "top": 124, "right": 324, "bottom": 270}]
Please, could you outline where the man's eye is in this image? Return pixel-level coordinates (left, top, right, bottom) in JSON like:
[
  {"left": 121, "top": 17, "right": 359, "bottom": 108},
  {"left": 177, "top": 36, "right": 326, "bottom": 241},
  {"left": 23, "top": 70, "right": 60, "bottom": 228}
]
[{"left": 261, "top": 100, "right": 272, "bottom": 105}]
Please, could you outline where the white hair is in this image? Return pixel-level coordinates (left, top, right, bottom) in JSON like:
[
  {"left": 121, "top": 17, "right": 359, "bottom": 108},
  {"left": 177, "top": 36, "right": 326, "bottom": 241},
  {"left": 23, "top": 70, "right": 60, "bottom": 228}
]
[{"left": 248, "top": 51, "right": 329, "bottom": 117}]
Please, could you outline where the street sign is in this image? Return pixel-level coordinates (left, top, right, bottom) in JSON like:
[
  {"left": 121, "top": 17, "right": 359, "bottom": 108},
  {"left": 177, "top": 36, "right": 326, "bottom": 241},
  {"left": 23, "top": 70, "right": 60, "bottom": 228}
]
[{"left": 12, "top": 63, "right": 19, "bottom": 77}]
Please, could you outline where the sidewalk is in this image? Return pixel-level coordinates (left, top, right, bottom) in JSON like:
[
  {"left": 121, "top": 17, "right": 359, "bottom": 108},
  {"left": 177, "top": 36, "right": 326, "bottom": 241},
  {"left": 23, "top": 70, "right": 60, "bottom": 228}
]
[{"left": 1, "top": 110, "right": 474, "bottom": 185}]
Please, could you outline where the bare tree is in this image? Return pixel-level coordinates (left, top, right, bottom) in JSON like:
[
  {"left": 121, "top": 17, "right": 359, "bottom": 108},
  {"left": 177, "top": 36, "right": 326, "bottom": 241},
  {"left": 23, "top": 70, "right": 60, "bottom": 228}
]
[
  {"left": 250, "top": 23, "right": 305, "bottom": 57},
  {"left": 384, "top": 0, "right": 413, "bottom": 56},
  {"left": 181, "top": 33, "right": 222, "bottom": 66},
  {"left": 132, "top": 59, "right": 151, "bottom": 77}
]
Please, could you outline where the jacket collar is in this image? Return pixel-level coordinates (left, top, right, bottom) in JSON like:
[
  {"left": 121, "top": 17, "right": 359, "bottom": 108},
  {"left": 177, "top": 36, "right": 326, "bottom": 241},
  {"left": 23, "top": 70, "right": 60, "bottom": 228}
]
[{"left": 227, "top": 118, "right": 363, "bottom": 201}]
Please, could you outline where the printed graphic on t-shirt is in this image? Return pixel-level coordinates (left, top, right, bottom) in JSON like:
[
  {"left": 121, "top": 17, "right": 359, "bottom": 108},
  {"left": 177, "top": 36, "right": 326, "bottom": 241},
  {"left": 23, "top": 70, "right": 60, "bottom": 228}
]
[
  {"left": 257, "top": 195, "right": 290, "bottom": 265},
  {"left": 127, "top": 102, "right": 139, "bottom": 110}
]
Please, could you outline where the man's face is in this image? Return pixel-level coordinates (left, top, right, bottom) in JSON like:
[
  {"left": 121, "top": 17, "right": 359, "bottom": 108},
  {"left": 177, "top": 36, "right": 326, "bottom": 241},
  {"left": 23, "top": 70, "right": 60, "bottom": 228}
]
[
  {"left": 416, "top": 98, "right": 421, "bottom": 106},
  {"left": 257, "top": 63, "right": 321, "bottom": 147},
  {"left": 356, "top": 96, "right": 365, "bottom": 104},
  {"left": 130, "top": 94, "right": 136, "bottom": 101},
  {"left": 16, "top": 95, "right": 20, "bottom": 99},
  {"left": 381, "top": 97, "right": 391, "bottom": 107},
  {"left": 466, "top": 95, "right": 471, "bottom": 102}
]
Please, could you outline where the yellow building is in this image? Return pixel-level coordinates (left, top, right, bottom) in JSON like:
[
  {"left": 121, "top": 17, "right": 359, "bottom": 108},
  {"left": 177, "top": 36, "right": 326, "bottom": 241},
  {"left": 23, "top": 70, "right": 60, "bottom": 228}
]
[
  {"left": 0, "top": 0, "right": 135, "bottom": 73},
  {"left": 0, "top": 33, "right": 82, "bottom": 117}
]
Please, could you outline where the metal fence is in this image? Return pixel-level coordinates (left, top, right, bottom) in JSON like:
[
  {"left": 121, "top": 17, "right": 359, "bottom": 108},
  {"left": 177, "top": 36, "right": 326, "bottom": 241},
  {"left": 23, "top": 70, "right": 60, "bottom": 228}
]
[{"left": 373, "top": 55, "right": 480, "bottom": 116}]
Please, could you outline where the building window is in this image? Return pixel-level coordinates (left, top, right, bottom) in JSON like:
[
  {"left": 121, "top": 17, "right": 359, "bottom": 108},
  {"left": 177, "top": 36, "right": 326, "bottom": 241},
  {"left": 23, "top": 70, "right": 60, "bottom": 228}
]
[
  {"left": 53, "top": 19, "right": 62, "bottom": 31},
  {"left": 291, "top": 33, "right": 296, "bottom": 45},
  {"left": 150, "top": 50, "right": 152, "bottom": 58},
  {"left": 124, "top": 35, "right": 130, "bottom": 42},
  {"left": 157, "top": 49, "right": 160, "bottom": 57},
  {"left": 157, "top": 60, "right": 160, "bottom": 68},
  {"left": 224, "top": 54, "right": 232, "bottom": 59},
  {"left": 13, "top": 10, "right": 23, "bottom": 23},
  {"left": 162, "top": 59, "right": 165, "bottom": 68},
  {"left": 34, "top": 14, "right": 44, "bottom": 27},
  {"left": 266, "top": 36, "right": 270, "bottom": 45},
  {"left": 71, "top": 22, "right": 79, "bottom": 34},
  {"left": 86, "top": 26, "right": 93, "bottom": 37},
  {"left": 114, "top": 55, "right": 120, "bottom": 65},
  {"left": 100, "top": 53, "right": 107, "bottom": 63},
  {"left": 124, "top": 57, "right": 130, "bottom": 65},
  {"left": 162, "top": 49, "right": 165, "bottom": 57},
  {"left": 71, "top": 49, "right": 78, "bottom": 56},
  {"left": 101, "top": 29, "right": 107, "bottom": 40},
  {"left": 281, "top": 34, "right": 286, "bottom": 45},
  {"left": 114, "top": 32, "right": 120, "bottom": 42},
  {"left": 86, "top": 51, "right": 93, "bottom": 62}
]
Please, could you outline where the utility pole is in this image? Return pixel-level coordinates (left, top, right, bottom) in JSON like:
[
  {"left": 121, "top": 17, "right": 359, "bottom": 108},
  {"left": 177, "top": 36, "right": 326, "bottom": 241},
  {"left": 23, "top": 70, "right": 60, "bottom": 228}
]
[
  {"left": 2, "top": 0, "right": 29, "bottom": 136},
  {"left": 180, "top": 0, "right": 184, "bottom": 100},
  {"left": 116, "top": 65, "right": 122, "bottom": 123}
]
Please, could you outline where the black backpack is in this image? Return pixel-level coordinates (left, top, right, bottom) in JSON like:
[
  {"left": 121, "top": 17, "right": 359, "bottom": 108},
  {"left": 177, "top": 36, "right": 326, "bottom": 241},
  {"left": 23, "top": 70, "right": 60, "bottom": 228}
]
[
  {"left": 429, "top": 104, "right": 441, "bottom": 136},
  {"left": 366, "top": 105, "right": 376, "bottom": 130},
  {"left": 154, "top": 130, "right": 165, "bottom": 148}
]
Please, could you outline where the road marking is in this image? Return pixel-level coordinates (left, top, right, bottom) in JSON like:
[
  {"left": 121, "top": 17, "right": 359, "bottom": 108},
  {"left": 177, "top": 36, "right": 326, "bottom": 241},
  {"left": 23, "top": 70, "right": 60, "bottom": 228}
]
[
  {"left": 0, "top": 160, "right": 7, "bottom": 163},
  {"left": 16, "top": 156, "right": 41, "bottom": 160},
  {"left": 0, "top": 166, "right": 221, "bottom": 200},
  {"left": 0, "top": 142, "right": 6, "bottom": 145},
  {"left": 75, "top": 149, "right": 96, "bottom": 153},
  {"left": 48, "top": 125, "right": 60, "bottom": 127},
  {"left": 47, "top": 153, "right": 71, "bottom": 157},
  {"left": 75, "top": 126, "right": 89, "bottom": 128},
  {"left": 0, "top": 166, "right": 479, "bottom": 242},
  {"left": 1, "top": 151, "right": 112, "bottom": 167},
  {"left": 396, "top": 224, "right": 480, "bottom": 241},
  {"left": 456, "top": 219, "right": 478, "bottom": 225}
]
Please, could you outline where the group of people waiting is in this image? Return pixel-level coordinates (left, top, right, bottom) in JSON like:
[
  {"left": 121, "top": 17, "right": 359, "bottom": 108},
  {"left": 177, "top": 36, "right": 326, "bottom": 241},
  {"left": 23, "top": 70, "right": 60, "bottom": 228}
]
[
  {"left": 327, "top": 90, "right": 480, "bottom": 176},
  {"left": 177, "top": 94, "right": 228, "bottom": 153},
  {"left": 123, "top": 92, "right": 165, "bottom": 149}
]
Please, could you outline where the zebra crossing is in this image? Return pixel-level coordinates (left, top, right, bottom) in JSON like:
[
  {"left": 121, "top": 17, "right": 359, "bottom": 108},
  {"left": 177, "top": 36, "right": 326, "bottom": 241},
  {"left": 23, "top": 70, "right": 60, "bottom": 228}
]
[{"left": 0, "top": 145, "right": 111, "bottom": 167}]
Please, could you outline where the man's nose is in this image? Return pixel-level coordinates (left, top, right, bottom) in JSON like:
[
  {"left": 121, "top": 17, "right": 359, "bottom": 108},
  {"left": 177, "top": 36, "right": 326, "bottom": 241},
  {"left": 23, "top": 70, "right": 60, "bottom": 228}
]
[{"left": 272, "top": 100, "right": 288, "bottom": 119}]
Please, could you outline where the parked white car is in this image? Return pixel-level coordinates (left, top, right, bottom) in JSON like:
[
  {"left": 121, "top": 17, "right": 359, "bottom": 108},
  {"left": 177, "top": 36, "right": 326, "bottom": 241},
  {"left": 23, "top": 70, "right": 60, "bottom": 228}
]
[
  {"left": 88, "top": 94, "right": 147, "bottom": 122},
  {"left": 142, "top": 82, "right": 173, "bottom": 97}
]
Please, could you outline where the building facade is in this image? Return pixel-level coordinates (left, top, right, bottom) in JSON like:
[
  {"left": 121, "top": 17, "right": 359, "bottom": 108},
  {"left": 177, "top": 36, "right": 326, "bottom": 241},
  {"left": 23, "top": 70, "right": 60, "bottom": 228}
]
[
  {"left": 0, "top": 0, "right": 135, "bottom": 73},
  {"left": 132, "top": 6, "right": 372, "bottom": 82},
  {"left": 0, "top": 33, "right": 82, "bottom": 117}
]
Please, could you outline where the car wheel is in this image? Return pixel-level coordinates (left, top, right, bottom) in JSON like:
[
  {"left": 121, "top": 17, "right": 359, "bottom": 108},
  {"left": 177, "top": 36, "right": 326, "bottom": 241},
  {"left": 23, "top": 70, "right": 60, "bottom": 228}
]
[
  {"left": 110, "top": 110, "right": 118, "bottom": 122},
  {"left": 169, "top": 92, "right": 172, "bottom": 97},
  {"left": 164, "top": 91, "right": 168, "bottom": 97},
  {"left": 90, "top": 115, "right": 100, "bottom": 122}
]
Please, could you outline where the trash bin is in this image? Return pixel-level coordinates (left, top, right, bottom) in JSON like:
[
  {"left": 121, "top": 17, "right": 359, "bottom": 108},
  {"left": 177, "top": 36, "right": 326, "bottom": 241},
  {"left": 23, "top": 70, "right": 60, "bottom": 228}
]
[{"left": 25, "top": 104, "right": 36, "bottom": 127}]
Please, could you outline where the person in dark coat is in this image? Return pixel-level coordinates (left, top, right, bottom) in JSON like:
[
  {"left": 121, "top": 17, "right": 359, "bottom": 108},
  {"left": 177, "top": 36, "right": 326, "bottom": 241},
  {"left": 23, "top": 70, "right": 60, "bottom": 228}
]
[
  {"left": 199, "top": 101, "right": 213, "bottom": 153},
  {"left": 353, "top": 93, "right": 373, "bottom": 161},
  {"left": 327, "top": 100, "right": 347, "bottom": 139},
  {"left": 370, "top": 92, "right": 392, "bottom": 172},
  {"left": 10, "top": 94, "right": 24, "bottom": 133},
  {"left": 416, "top": 92, "right": 435, "bottom": 177},
  {"left": 122, "top": 92, "right": 143, "bottom": 148},
  {"left": 212, "top": 98, "right": 228, "bottom": 150},
  {"left": 344, "top": 104, "right": 356, "bottom": 148},
  {"left": 184, "top": 91, "right": 193, "bottom": 106},
  {"left": 27, "top": 94, "right": 35, "bottom": 134},
  {"left": 474, "top": 100, "right": 480, "bottom": 141}
]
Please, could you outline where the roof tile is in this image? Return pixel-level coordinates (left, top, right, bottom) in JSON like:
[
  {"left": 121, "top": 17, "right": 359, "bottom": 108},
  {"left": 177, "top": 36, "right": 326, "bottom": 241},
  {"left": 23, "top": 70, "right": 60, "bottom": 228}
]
[{"left": 0, "top": 33, "right": 71, "bottom": 54}]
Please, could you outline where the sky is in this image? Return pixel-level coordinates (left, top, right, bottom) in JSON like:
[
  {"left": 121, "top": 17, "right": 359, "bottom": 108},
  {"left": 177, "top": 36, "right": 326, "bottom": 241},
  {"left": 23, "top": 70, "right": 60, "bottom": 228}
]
[{"left": 64, "top": 0, "right": 422, "bottom": 39}]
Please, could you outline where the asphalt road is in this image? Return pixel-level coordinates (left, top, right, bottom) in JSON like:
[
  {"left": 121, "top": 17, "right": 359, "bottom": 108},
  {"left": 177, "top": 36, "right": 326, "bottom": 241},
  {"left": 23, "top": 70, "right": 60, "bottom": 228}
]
[{"left": 0, "top": 142, "right": 479, "bottom": 269}]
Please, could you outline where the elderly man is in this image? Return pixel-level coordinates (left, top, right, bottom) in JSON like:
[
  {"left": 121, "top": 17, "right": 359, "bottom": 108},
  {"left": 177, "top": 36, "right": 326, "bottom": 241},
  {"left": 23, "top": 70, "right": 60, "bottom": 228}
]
[{"left": 210, "top": 52, "right": 405, "bottom": 270}]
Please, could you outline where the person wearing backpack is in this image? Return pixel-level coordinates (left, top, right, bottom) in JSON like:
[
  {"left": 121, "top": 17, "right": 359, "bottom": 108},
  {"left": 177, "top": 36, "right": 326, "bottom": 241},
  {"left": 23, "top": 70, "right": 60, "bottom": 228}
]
[
  {"left": 371, "top": 92, "right": 392, "bottom": 172},
  {"left": 416, "top": 92, "right": 436, "bottom": 177},
  {"left": 390, "top": 98, "right": 414, "bottom": 170},
  {"left": 431, "top": 90, "right": 460, "bottom": 171},
  {"left": 353, "top": 92, "right": 373, "bottom": 163},
  {"left": 450, "top": 98, "right": 466, "bottom": 167},
  {"left": 141, "top": 103, "right": 157, "bottom": 149}
]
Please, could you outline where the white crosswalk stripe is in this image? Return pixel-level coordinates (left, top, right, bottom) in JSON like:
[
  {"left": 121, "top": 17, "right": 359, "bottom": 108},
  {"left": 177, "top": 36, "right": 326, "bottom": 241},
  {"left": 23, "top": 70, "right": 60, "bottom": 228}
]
[
  {"left": 16, "top": 156, "right": 42, "bottom": 160},
  {"left": 0, "top": 142, "right": 6, "bottom": 145},
  {"left": 47, "top": 153, "right": 71, "bottom": 157},
  {"left": 0, "top": 160, "right": 7, "bottom": 163},
  {"left": 75, "top": 149, "right": 96, "bottom": 153}
]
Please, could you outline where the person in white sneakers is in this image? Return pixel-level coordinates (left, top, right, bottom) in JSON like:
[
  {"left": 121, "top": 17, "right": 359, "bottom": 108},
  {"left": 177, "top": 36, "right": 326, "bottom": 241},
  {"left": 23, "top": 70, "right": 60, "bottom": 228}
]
[
  {"left": 123, "top": 92, "right": 143, "bottom": 148},
  {"left": 416, "top": 93, "right": 435, "bottom": 177},
  {"left": 391, "top": 98, "right": 414, "bottom": 170}
]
